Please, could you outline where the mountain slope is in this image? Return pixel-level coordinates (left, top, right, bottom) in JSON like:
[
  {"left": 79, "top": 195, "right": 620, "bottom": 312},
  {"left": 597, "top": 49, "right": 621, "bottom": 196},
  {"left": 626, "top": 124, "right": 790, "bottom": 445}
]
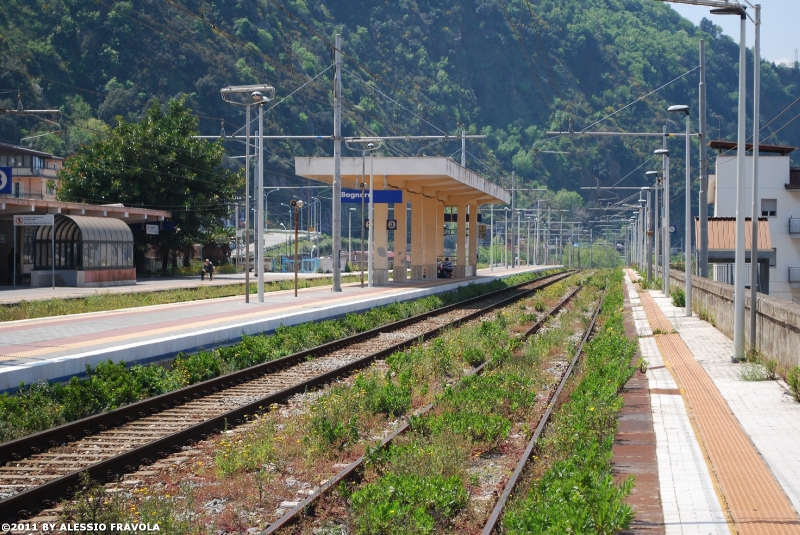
[{"left": 2, "top": 0, "right": 799, "bottom": 223}]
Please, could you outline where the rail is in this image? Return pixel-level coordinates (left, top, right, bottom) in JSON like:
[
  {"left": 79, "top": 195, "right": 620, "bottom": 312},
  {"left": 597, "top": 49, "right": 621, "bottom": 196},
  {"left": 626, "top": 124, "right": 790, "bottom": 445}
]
[
  {"left": 262, "top": 278, "right": 591, "bottom": 534},
  {"left": 0, "top": 270, "right": 575, "bottom": 522}
]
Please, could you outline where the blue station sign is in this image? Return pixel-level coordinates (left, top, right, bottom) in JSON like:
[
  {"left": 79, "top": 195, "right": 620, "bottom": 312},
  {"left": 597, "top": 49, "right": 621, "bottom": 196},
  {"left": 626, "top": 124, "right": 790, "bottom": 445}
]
[
  {"left": 342, "top": 189, "right": 403, "bottom": 204},
  {"left": 0, "top": 167, "right": 12, "bottom": 195}
]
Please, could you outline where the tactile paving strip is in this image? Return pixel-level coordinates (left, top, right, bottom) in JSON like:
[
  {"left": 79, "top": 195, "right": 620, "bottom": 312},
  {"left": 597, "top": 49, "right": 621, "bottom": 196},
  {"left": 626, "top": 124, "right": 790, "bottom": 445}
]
[
  {"left": 641, "top": 301, "right": 800, "bottom": 534},
  {"left": 638, "top": 291, "right": 675, "bottom": 334}
]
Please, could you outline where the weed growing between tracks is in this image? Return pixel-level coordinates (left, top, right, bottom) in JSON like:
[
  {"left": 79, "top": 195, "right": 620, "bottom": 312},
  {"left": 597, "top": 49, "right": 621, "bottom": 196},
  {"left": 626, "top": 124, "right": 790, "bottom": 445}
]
[
  {"left": 55, "top": 273, "right": 578, "bottom": 533},
  {"left": 502, "top": 270, "right": 637, "bottom": 535},
  {"left": 338, "top": 276, "right": 600, "bottom": 535},
  {"left": 0, "top": 270, "right": 556, "bottom": 443}
]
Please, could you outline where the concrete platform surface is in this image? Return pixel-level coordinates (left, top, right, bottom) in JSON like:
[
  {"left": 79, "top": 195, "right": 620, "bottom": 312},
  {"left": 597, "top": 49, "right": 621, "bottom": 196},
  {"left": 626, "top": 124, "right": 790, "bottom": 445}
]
[
  {"left": 0, "top": 271, "right": 337, "bottom": 305},
  {"left": 626, "top": 270, "right": 800, "bottom": 534},
  {"left": 0, "top": 266, "right": 555, "bottom": 391}
]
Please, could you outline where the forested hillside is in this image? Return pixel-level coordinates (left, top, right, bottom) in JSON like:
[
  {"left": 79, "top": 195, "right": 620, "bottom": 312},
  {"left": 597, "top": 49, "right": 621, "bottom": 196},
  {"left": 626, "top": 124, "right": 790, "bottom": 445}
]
[{"left": 2, "top": 0, "right": 799, "bottom": 223}]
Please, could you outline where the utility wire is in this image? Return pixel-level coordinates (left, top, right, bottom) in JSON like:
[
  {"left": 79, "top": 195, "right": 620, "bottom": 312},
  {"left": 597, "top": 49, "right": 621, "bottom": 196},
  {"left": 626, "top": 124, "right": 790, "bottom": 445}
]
[
  {"left": 581, "top": 66, "right": 699, "bottom": 132},
  {"left": 343, "top": 68, "right": 447, "bottom": 135},
  {"left": 265, "top": 0, "right": 461, "bottom": 130}
]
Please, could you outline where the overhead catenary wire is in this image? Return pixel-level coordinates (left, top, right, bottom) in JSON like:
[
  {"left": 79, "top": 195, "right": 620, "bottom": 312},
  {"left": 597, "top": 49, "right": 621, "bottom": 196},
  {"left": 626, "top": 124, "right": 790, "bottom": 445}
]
[{"left": 581, "top": 66, "right": 699, "bottom": 132}]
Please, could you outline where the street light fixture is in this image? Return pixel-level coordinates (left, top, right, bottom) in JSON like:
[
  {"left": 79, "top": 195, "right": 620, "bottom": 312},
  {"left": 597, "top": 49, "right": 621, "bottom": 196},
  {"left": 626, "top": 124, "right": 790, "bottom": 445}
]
[
  {"left": 220, "top": 83, "right": 275, "bottom": 304},
  {"left": 652, "top": 0, "right": 749, "bottom": 361},
  {"left": 364, "top": 141, "right": 380, "bottom": 287},
  {"left": 669, "top": 104, "right": 692, "bottom": 317},
  {"left": 279, "top": 222, "right": 288, "bottom": 260}
]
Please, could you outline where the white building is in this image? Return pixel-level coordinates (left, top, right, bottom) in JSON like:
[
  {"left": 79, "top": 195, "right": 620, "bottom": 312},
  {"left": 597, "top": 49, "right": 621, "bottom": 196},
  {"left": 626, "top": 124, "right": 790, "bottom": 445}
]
[{"left": 711, "top": 141, "right": 800, "bottom": 304}]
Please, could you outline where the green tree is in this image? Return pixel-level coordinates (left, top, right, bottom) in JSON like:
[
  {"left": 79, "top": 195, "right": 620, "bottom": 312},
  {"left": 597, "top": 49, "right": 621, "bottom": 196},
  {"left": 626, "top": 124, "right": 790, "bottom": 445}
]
[
  {"left": 553, "top": 189, "right": 584, "bottom": 213},
  {"left": 57, "top": 96, "right": 241, "bottom": 271}
]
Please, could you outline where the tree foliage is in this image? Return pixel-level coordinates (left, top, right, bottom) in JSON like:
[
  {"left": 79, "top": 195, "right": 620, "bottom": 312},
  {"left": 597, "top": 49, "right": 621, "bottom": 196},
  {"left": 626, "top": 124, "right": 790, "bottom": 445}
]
[
  {"left": 3, "top": 0, "right": 800, "bottom": 237},
  {"left": 56, "top": 97, "right": 241, "bottom": 267}
]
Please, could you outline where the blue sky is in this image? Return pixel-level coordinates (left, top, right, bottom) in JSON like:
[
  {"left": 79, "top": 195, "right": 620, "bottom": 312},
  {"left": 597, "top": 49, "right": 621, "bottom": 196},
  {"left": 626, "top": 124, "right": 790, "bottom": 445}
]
[{"left": 667, "top": 0, "right": 799, "bottom": 65}]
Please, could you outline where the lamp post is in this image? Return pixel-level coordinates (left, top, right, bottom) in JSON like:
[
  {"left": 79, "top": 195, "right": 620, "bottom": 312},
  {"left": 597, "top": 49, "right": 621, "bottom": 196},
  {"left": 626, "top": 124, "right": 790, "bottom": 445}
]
[
  {"left": 490, "top": 204, "right": 494, "bottom": 270},
  {"left": 646, "top": 170, "right": 660, "bottom": 279},
  {"left": 504, "top": 207, "right": 509, "bottom": 268},
  {"left": 263, "top": 188, "right": 280, "bottom": 231},
  {"left": 669, "top": 104, "right": 692, "bottom": 316},
  {"left": 655, "top": 148, "right": 670, "bottom": 295},
  {"left": 279, "top": 222, "right": 287, "bottom": 263},
  {"left": 653, "top": 0, "right": 749, "bottom": 361},
  {"left": 348, "top": 207, "right": 356, "bottom": 262},
  {"left": 220, "top": 83, "right": 275, "bottom": 303},
  {"left": 291, "top": 199, "right": 304, "bottom": 297},
  {"left": 642, "top": 187, "right": 653, "bottom": 283},
  {"left": 749, "top": 4, "right": 761, "bottom": 352},
  {"left": 365, "top": 142, "right": 380, "bottom": 287}
]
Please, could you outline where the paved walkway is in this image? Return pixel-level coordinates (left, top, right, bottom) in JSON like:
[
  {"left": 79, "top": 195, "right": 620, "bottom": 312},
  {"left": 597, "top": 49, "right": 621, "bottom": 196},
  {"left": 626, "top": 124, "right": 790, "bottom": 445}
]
[
  {"left": 625, "top": 270, "right": 800, "bottom": 535},
  {"left": 0, "top": 266, "right": 552, "bottom": 391}
]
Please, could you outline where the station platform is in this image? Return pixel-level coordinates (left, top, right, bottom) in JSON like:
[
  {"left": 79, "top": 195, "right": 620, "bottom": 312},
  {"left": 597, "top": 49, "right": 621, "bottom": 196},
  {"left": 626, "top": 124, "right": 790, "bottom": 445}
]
[
  {"left": 621, "top": 270, "right": 800, "bottom": 534},
  {"left": 0, "top": 266, "right": 555, "bottom": 392},
  {"left": 0, "top": 271, "right": 335, "bottom": 306}
]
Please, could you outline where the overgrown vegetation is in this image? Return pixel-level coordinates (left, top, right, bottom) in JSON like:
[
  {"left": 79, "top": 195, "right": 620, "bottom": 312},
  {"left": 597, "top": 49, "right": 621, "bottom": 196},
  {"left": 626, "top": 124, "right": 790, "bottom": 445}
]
[
  {"left": 339, "top": 276, "right": 601, "bottom": 534},
  {"left": 787, "top": 366, "right": 800, "bottom": 402},
  {"left": 502, "top": 270, "right": 636, "bottom": 534},
  {"left": 0, "top": 275, "right": 363, "bottom": 323},
  {"left": 0, "top": 270, "right": 554, "bottom": 443},
  {"left": 57, "top": 272, "right": 580, "bottom": 532},
  {"left": 671, "top": 287, "right": 686, "bottom": 308}
]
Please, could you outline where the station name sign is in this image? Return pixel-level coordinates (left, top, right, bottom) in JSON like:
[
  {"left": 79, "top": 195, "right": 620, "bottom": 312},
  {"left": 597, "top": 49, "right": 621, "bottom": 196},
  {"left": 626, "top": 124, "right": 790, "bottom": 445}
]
[{"left": 341, "top": 189, "right": 402, "bottom": 204}]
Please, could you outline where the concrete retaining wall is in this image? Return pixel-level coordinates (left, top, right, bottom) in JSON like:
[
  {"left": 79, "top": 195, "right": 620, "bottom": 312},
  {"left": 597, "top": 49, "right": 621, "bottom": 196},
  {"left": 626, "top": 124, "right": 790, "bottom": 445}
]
[{"left": 669, "top": 270, "right": 800, "bottom": 371}]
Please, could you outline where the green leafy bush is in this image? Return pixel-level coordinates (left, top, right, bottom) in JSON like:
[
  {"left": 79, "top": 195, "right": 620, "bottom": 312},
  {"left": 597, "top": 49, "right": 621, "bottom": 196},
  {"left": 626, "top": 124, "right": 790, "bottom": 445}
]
[
  {"left": 349, "top": 473, "right": 468, "bottom": 535},
  {"left": 788, "top": 365, "right": 800, "bottom": 402},
  {"left": 671, "top": 287, "right": 685, "bottom": 308}
]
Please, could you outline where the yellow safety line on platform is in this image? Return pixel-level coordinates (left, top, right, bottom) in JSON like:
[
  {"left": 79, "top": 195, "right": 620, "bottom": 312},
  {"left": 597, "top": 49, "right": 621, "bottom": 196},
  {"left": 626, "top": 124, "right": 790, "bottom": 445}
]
[{"left": 640, "top": 291, "right": 800, "bottom": 534}]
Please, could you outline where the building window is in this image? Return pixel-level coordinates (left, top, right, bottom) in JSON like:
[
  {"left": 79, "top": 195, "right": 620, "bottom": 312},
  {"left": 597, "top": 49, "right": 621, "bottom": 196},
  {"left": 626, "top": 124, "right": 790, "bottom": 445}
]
[
  {"left": 761, "top": 198, "right": 777, "bottom": 217},
  {"left": 770, "top": 248, "right": 777, "bottom": 267},
  {"left": 23, "top": 227, "right": 35, "bottom": 265}
]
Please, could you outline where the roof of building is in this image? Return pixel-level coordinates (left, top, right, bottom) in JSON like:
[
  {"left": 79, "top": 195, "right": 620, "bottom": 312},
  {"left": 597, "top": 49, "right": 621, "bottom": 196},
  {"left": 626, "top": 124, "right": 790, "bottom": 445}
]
[
  {"left": 35, "top": 215, "right": 134, "bottom": 243},
  {"left": 708, "top": 140, "right": 797, "bottom": 156},
  {"left": 0, "top": 141, "right": 65, "bottom": 160},
  {"left": 294, "top": 157, "right": 510, "bottom": 205},
  {"left": 786, "top": 168, "right": 800, "bottom": 190},
  {"left": 0, "top": 197, "right": 170, "bottom": 222},
  {"left": 695, "top": 217, "right": 772, "bottom": 251}
]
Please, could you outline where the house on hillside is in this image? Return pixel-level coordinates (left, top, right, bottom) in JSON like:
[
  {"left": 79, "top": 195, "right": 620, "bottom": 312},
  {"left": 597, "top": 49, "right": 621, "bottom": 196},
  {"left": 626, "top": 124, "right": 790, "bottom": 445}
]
[
  {"left": 0, "top": 141, "right": 63, "bottom": 199},
  {"left": 710, "top": 140, "right": 800, "bottom": 304}
]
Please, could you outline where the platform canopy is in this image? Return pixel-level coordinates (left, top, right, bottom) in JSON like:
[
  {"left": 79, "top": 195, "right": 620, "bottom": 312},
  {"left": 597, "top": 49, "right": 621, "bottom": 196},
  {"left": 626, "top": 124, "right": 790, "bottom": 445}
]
[{"left": 295, "top": 156, "right": 510, "bottom": 205}]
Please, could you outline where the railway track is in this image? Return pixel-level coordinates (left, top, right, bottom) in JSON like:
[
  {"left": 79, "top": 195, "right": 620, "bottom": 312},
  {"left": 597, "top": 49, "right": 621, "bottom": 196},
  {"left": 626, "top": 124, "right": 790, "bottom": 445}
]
[
  {"left": 262, "top": 278, "right": 594, "bottom": 534},
  {"left": 0, "top": 269, "right": 575, "bottom": 523}
]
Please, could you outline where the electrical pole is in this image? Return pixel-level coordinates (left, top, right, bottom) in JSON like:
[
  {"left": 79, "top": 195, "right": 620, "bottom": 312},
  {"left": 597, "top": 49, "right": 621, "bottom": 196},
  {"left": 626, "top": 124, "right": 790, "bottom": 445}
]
[
  {"left": 733, "top": 11, "right": 748, "bottom": 361},
  {"left": 332, "top": 34, "right": 343, "bottom": 292},
  {"left": 750, "top": 6, "right": 761, "bottom": 351},
  {"left": 699, "top": 38, "right": 709, "bottom": 279}
]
